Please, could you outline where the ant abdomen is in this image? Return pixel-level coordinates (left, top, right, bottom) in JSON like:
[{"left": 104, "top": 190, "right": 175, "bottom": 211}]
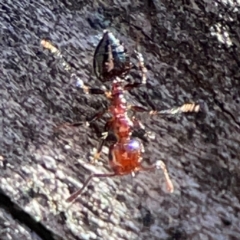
[
  {"left": 93, "top": 30, "right": 131, "bottom": 82},
  {"left": 109, "top": 139, "right": 143, "bottom": 175}
]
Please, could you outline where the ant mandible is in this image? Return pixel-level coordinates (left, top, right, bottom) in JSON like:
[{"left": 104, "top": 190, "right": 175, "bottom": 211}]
[{"left": 41, "top": 30, "right": 200, "bottom": 203}]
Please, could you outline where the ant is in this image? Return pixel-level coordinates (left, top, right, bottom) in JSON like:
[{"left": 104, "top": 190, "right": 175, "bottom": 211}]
[{"left": 41, "top": 30, "right": 200, "bottom": 203}]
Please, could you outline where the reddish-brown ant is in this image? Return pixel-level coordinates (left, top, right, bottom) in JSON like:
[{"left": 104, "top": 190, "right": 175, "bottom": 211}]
[{"left": 41, "top": 30, "right": 200, "bottom": 203}]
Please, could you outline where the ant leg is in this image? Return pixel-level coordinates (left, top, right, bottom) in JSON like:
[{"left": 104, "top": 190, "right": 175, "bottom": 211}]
[
  {"left": 124, "top": 82, "right": 143, "bottom": 91},
  {"left": 140, "top": 161, "right": 174, "bottom": 193},
  {"left": 55, "top": 108, "right": 107, "bottom": 132},
  {"left": 127, "top": 84, "right": 200, "bottom": 115},
  {"left": 150, "top": 102, "right": 201, "bottom": 116},
  {"left": 132, "top": 116, "right": 155, "bottom": 140},
  {"left": 128, "top": 105, "right": 149, "bottom": 112},
  {"left": 41, "top": 39, "right": 71, "bottom": 71},
  {"left": 123, "top": 51, "right": 147, "bottom": 90},
  {"left": 127, "top": 104, "right": 154, "bottom": 140},
  {"left": 129, "top": 102, "right": 200, "bottom": 116},
  {"left": 92, "top": 120, "right": 112, "bottom": 161},
  {"left": 54, "top": 121, "right": 85, "bottom": 132},
  {"left": 127, "top": 92, "right": 155, "bottom": 113},
  {"left": 66, "top": 172, "right": 117, "bottom": 203},
  {"left": 71, "top": 73, "right": 111, "bottom": 97},
  {"left": 135, "top": 50, "right": 147, "bottom": 85},
  {"left": 87, "top": 108, "right": 107, "bottom": 123},
  {"left": 92, "top": 136, "right": 106, "bottom": 162},
  {"left": 155, "top": 161, "right": 174, "bottom": 193},
  {"left": 129, "top": 102, "right": 200, "bottom": 141},
  {"left": 41, "top": 40, "right": 112, "bottom": 97}
]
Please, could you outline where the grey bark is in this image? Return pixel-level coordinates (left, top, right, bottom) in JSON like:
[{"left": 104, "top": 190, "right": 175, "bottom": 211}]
[{"left": 0, "top": 0, "right": 240, "bottom": 239}]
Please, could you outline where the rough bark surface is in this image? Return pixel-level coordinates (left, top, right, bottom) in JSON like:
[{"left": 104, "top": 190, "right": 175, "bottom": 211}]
[{"left": 1, "top": 0, "right": 240, "bottom": 239}]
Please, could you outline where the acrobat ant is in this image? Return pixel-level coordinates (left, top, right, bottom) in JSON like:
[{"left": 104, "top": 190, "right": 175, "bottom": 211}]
[{"left": 41, "top": 30, "right": 200, "bottom": 203}]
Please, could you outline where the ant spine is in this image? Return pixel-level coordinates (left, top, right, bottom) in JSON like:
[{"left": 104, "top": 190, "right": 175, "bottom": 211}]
[{"left": 41, "top": 30, "right": 201, "bottom": 204}]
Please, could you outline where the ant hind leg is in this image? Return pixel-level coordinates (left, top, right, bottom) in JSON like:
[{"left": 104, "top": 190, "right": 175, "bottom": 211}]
[
  {"left": 140, "top": 160, "right": 174, "bottom": 193},
  {"left": 66, "top": 172, "right": 117, "bottom": 203}
]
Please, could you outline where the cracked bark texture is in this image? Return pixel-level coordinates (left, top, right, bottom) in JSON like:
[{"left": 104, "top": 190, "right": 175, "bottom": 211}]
[{"left": 1, "top": 0, "right": 240, "bottom": 239}]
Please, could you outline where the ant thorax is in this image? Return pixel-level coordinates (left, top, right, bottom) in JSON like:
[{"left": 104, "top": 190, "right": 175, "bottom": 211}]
[
  {"left": 109, "top": 82, "right": 133, "bottom": 140},
  {"left": 110, "top": 93, "right": 127, "bottom": 114},
  {"left": 112, "top": 113, "right": 133, "bottom": 140}
]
